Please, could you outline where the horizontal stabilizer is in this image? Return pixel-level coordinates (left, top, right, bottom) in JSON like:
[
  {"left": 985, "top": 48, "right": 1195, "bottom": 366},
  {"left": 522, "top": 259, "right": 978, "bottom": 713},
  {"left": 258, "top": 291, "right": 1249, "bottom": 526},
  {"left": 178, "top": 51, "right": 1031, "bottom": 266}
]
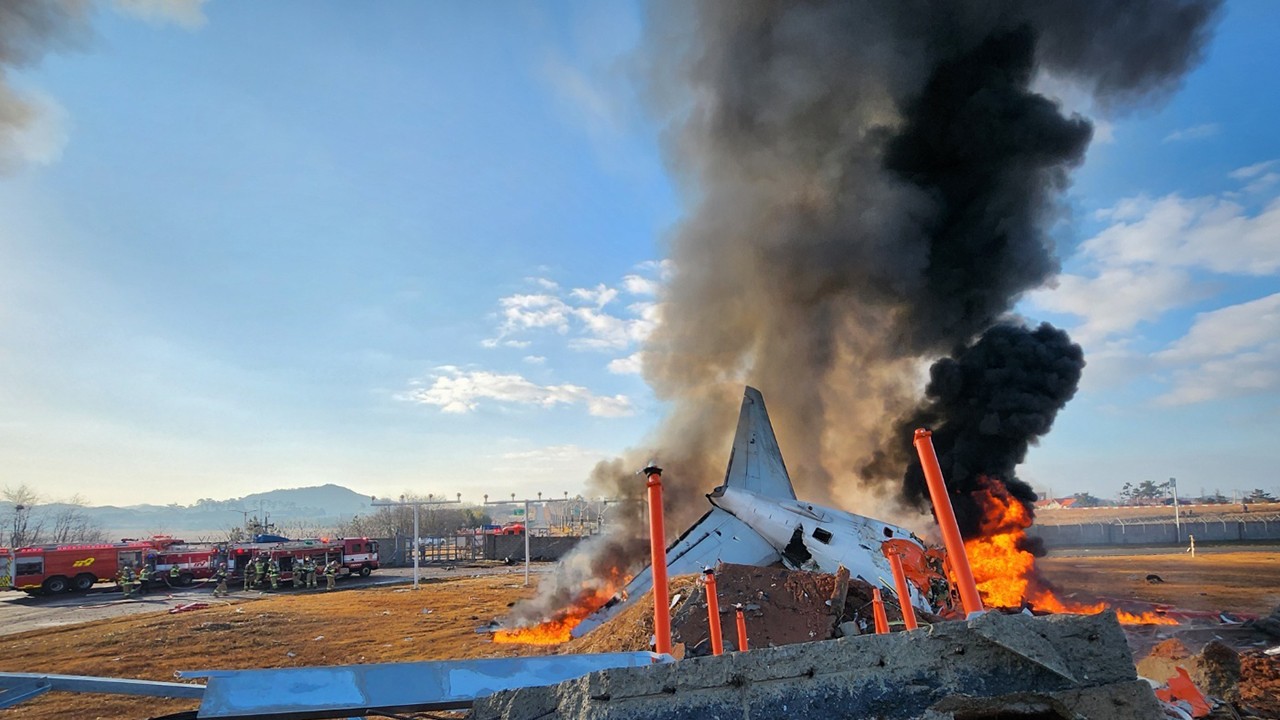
[{"left": 571, "top": 507, "right": 780, "bottom": 638}]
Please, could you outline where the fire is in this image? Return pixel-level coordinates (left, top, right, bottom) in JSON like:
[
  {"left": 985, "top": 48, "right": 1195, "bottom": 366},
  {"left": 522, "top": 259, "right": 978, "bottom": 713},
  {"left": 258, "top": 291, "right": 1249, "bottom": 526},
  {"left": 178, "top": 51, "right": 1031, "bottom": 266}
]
[
  {"left": 492, "top": 568, "right": 628, "bottom": 645},
  {"left": 963, "top": 477, "right": 1177, "bottom": 626}
]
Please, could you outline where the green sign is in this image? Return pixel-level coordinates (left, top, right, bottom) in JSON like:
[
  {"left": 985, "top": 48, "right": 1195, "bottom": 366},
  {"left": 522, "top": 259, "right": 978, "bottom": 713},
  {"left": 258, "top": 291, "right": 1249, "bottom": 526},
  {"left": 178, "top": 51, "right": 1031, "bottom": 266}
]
[{"left": 512, "top": 508, "right": 525, "bottom": 516}]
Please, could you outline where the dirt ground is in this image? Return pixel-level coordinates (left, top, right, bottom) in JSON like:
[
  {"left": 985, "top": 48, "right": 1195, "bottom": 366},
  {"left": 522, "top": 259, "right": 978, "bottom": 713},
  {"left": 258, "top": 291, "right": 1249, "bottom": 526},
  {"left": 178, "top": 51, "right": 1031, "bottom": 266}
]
[
  {"left": 4, "top": 551, "right": 1279, "bottom": 719},
  {"left": 1038, "top": 550, "right": 1280, "bottom": 616}
]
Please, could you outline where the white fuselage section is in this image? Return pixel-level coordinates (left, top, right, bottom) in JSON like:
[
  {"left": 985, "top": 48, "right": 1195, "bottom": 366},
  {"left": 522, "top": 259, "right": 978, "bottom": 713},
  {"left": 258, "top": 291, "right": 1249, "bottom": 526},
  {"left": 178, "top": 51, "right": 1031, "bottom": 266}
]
[{"left": 710, "top": 486, "right": 928, "bottom": 611}]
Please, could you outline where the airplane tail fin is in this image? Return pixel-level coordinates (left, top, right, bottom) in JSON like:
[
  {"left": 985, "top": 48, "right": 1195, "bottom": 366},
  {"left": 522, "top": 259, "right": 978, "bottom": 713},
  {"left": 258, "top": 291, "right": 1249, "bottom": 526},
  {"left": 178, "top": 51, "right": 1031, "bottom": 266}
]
[{"left": 717, "top": 386, "right": 798, "bottom": 500}]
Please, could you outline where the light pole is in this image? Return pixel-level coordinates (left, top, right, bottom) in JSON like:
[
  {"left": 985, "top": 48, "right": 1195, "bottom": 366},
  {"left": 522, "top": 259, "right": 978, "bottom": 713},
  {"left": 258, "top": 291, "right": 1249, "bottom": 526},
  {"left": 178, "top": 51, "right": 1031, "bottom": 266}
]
[
  {"left": 485, "top": 492, "right": 574, "bottom": 586},
  {"left": 1169, "top": 477, "right": 1180, "bottom": 542},
  {"left": 371, "top": 493, "right": 462, "bottom": 590}
]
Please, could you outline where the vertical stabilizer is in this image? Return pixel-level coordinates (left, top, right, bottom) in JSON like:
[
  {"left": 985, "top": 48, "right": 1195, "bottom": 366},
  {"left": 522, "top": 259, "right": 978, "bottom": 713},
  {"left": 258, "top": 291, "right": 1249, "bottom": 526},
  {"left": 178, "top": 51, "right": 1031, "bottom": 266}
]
[{"left": 719, "top": 387, "right": 798, "bottom": 500}]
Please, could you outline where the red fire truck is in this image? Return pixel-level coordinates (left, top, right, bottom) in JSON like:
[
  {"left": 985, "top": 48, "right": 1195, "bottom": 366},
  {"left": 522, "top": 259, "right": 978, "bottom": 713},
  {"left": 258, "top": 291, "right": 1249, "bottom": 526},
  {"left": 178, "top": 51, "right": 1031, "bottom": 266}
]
[
  {"left": 227, "top": 537, "right": 379, "bottom": 586},
  {"left": 0, "top": 537, "right": 184, "bottom": 595},
  {"left": 1, "top": 536, "right": 377, "bottom": 596}
]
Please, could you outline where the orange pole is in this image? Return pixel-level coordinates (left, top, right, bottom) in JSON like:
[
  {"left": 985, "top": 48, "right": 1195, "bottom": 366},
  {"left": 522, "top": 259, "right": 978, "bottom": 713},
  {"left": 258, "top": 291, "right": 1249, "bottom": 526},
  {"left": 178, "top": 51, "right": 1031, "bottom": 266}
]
[
  {"left": 872, "top": 588, "right": 890, "bottom": 634},
  {"left": 645, "top": 466, "right": 672, "bottom": 656},
  {"left": 704, "top": 568, "right": 723, "bottom": 656},
  {"left": 913, "top": 429, "right": 985, "bottom": 616},
  {"left": 886, "top": 552, "right": 919, "bottom": 631},
  {"left": 735, "top": 605, "right": 748, "bottom": 651}
]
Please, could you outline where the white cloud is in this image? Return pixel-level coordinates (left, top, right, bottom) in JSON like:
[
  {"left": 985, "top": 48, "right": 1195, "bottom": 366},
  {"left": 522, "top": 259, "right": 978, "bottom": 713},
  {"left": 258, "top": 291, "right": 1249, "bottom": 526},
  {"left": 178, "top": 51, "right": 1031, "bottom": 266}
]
[
  {"left": 1157, "top": 293, "right": 1280, "bottom": 364},
  {"left": 495, "top": 294, "right": 572, "bottom": 334},
  {"left": 1028, "top": 267, "right": 1198, "bottom": 344},
  {"left": 570, "top": 283, "right": 619, "bottom": 308},
  {"left": 1162, "top": 123, "right": 1220, "bottom": 143},
  {"left": 113, "top": 0, "right": 208, "bottom": 29},
  {"left": 406, "top": 367, "right": 632, "bottom": 417},
  {"left": 528, "top": 277, "right": 560, "bottom": 290},
  {"left": 1031, "top": 176, "right": 1280, "bottom": 410},
  {"left": 1153, "top": 294, "right": 1280, "bottom": 406},
  {"left": 1229, "top": 160, "right": 1277, "bottom": 180},
  {"left": 1083, "top": 194, "right": 1280, "bottom": 276},
  {"left": 522, "top": 355, "right": 546, "bottom": 365},
  {"left": 622, "top": 274, "right": 659, "bottom": 295},
  {"left": 485, "top": 266, "right": 665, "bottom": 353},
  {"left": 607, "top": 352, "right": 644, "bottom": 375}
]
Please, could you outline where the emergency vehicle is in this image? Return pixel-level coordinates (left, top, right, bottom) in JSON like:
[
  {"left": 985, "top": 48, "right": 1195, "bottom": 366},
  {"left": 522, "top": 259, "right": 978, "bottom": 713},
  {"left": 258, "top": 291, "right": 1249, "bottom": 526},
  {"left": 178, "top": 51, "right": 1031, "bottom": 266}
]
[
  {"left": 0, "top": 537, "right": 183, "bottom": 595},
  {"left": 145, "top": 543, "right": 229, "bottom": 588},
  {"left": 228, "top": 537, "right": 379, "bottom": 585}
]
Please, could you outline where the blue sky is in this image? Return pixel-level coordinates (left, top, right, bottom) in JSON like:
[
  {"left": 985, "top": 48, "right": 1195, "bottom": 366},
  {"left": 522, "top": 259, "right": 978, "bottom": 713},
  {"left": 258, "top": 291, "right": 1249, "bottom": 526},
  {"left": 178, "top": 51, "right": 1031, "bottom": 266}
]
[{"left": 0, "top": 1, "right": 1276, "bottom": 507}]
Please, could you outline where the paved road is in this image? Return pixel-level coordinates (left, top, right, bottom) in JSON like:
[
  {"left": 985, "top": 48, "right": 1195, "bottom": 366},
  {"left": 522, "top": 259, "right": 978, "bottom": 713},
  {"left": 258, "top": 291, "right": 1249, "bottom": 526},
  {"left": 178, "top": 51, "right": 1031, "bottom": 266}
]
[{"left": 0, "top": 564, "right": 553, "bottom": 637}]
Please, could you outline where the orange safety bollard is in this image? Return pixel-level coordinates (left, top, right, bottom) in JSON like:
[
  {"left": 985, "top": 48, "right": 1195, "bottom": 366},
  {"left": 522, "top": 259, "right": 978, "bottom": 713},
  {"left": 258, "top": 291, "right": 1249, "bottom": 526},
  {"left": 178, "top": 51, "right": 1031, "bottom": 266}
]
[
  {"left": 885, "top": 551, "right": 919, "bottom": 631},
  {"left": 735, "top": 604, "right": 748, "bottom": 651},
  {"left": 872, "top": 588, "right": 890, "bottom": 634},
  {"left": 913, "top": 429, "right": 985, "bottom": 617},
  {"left": 644, "top": 465, "right": 672, "bottom": 656},
  {"left": 704, "top": 568, "right": 723, "bottom": 656}
]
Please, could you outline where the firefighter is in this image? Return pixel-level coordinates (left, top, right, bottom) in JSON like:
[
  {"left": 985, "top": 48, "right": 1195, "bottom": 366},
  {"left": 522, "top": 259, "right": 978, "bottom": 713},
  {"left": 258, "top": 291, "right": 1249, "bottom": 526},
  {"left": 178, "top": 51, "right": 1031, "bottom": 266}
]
[
  {"left": 242, "top": 559, "right": 253, "bottom": 591},
  {"left": 118, "top": 564, "right": 136, "bottom": 598},
  {"left": 137, "top": 564, "right": 150, "bottom": 595},
  {"left": 168, "top": 563, "right": 181, "bottom": 587},
  {"left": 302, "top": 557, "right": 317, "bottom": 589},
  {"left": 253, "top": 554, "right": 267, "bottom": 588},
  {"left": 291, "top": 555, "right": 304, "bottom": 589},
  {"left": 324, "top": 559, "right": 338, "bottom": 591},
  {"left": 268, "top": 558, "right": 280, "bottom": 591},
  {"left": 213, "top": 563, "right": 229, "bottom": 597}
]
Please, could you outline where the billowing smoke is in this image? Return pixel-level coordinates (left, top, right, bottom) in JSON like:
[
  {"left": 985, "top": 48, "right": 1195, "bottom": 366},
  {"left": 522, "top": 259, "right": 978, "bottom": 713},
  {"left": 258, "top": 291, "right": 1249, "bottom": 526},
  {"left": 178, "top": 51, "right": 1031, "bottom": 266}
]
[
  {"left": 627, "top": 0, "right": 1218, "bottom": 522},
  {"left": 869, "top": 323, "right": 1086, "bottom": 537},
  {"left": 512, "top": 0, "right": 1221, "bottom": 623}
]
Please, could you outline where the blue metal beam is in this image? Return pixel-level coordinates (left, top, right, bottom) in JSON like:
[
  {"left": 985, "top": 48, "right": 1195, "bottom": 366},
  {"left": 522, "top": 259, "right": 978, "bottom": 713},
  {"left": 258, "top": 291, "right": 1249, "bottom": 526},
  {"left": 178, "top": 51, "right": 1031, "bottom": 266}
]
[
  {"left": 0, "top": 671, "right": 205, "bottom": 709},
  {"left": 181, "top": 652, "right": 671, "bottom": 719}
]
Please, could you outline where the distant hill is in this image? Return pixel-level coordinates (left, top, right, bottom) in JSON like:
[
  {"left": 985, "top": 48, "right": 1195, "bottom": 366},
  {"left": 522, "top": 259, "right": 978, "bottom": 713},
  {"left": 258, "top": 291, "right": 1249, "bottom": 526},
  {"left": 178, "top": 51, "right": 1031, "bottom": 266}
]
[{"left": 0, "top": 484, "right": 372, "bottom": 541}]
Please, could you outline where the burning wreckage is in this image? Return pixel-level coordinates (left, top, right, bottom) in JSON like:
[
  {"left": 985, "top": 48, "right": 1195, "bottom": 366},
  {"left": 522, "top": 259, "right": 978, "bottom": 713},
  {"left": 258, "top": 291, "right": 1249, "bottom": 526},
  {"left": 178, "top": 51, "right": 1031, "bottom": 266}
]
[{"left": 499, "top": 385, "right": 1174, "bottom": 649}]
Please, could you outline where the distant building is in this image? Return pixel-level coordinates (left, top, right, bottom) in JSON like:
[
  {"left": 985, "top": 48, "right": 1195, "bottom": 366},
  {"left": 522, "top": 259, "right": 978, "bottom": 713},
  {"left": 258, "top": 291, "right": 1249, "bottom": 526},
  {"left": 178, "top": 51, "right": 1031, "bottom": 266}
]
[{"left": 1033, "top": 497, "right": 1078, "bottom": 510}]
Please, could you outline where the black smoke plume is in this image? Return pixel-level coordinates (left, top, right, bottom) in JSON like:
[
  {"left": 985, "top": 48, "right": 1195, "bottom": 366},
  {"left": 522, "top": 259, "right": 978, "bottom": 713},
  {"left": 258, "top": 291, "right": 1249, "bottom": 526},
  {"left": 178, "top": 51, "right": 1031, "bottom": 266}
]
[{"left": 892, "top": 323, "right": 1085, "bottom": 537}]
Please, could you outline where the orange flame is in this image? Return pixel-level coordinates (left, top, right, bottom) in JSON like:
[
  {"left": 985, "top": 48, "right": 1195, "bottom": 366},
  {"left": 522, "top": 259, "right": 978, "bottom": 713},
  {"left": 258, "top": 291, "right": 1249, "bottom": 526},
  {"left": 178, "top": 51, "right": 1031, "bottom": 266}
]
[
  {"left": 493, "top": 569, "right": 628, "bottom": 645},
  {"left": 964, "top": 477, "right": 1177, "bottom": 626}
]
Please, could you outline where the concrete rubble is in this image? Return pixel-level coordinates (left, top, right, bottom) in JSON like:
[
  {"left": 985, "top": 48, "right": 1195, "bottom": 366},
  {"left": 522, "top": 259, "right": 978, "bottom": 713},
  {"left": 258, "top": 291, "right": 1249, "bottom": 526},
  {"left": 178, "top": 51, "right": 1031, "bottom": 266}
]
[{"left": 475, "top": 610, "right": 1163, "bottom": 720}]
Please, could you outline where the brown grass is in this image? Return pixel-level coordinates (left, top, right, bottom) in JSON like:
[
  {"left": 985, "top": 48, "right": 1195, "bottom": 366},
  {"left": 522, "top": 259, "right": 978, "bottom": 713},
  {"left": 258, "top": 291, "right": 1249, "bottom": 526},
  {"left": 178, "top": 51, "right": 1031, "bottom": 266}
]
[{"left": 1, "top": 577, "right": 547, "bottom": 720}]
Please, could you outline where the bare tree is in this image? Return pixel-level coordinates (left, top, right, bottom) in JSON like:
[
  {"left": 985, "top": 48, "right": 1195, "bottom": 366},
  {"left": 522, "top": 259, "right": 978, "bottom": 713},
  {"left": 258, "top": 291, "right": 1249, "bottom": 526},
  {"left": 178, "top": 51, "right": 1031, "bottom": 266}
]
[
  {"left": 48, "top": 494, "right": 107, "bottom": 545},
  {"left": 3, "top": 484, "right": 45, "bottom": 548}
]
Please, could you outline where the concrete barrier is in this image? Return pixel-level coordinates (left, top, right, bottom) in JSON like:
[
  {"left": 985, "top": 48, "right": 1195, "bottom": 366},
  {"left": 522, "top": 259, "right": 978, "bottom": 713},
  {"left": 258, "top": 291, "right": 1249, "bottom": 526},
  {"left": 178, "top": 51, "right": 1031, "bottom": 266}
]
[
  {"left": 484, "top": 535, "right": 583, "bottom": 562},
  {"left": 474, "top": 612, "right": 1161, "bottom": 720}
]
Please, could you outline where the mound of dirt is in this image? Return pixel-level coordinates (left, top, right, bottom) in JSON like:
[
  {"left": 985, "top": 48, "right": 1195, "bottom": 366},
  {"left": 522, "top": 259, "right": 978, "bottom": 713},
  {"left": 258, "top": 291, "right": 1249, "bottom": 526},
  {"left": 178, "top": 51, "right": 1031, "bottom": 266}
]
[{"left": 561, "top": 563, "right": 932, "bottom": 656}]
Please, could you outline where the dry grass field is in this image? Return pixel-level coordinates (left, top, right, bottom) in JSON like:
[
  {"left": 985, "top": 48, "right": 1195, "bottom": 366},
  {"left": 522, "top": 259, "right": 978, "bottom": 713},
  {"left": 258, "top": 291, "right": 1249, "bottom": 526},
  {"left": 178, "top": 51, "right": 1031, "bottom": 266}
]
[{"left": 1039, "top": 549, "right": 1280, "bottom": 615}]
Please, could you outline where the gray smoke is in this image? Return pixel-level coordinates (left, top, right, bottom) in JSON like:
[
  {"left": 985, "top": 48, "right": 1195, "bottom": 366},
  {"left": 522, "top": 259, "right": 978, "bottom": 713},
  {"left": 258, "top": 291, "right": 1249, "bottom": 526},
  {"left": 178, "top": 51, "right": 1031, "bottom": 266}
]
[{"left": 0, "top": 0, "right": 90, "bottom": 171}]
